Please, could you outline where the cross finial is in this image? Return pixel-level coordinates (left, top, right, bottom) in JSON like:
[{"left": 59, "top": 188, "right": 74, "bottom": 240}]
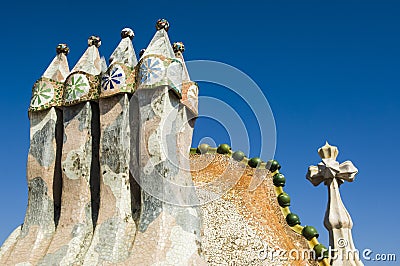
[
  {"left": 307, "top": 142, "right": 358, "bottom": 186},
  {"left": 306, "top": 142, "right": 363, "bottom": 265}
]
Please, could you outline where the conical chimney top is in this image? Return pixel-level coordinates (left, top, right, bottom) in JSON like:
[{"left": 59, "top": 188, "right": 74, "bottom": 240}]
[
  {"left": 29, "top": 44, "right": 70, "bottom": 112},
  {"left": 42, "top": 43, "right": 70, "bottom": 82},
  {"left": 142, "top": 19, "right": 175, "bottom": 58},
  {"left": 71, "top": 36, "right": 102, "bottom": 76},
  {"left": 109, "top": 28, "right": 137, "bottom": 68}
]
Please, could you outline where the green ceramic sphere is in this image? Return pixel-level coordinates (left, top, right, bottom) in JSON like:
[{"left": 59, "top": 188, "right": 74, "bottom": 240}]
[
  {"left": 267, "top": 159, "right": 281, "bottom": 172},
  {"left": 302, "top": 226, "right": 319, "bottom": 241},
  {"left": 217, "top": 144, "right": 231, "bottom": 154},
  {"left": 248, "top": 157, "right": 262, "bottom": 168},
  {"left": 277, "top": 193, "right": 291, "bottom": 207},
  {"left": 273, "top": 173, "right": 286, "bottom": 187},
  {"left": 197, "top": 144, "right": 210, "bottom": 154},
  {"left": 286, "top": 213, "right": 301, "bottom": 227},
  {"left": 232, "top": 151, "right": 245, "bottom": 161},
  {"left": 313, "top": 244, "right": 328, "bottom": 260}
]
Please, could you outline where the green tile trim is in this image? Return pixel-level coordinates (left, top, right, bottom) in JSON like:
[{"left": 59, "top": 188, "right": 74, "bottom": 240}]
[{"left": 191, "top": 143, "right": 331, "bottom": 265}]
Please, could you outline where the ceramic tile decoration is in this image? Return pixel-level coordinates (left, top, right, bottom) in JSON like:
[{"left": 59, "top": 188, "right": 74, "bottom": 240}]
[
  {"left": 5, "top": 19, "right": 360, "bottom": 266},
  {"left": 102, "top": 64, "right": 125, "bottom": 91},
  {"left": 28, "top": 44, "right": 69, "bottom": 112},
  {"left": 100, "top": 28, "right": 137, "bottom": 98},
  {"left": 63, "top": 36, "right": 102, "bottom": 106},
  {"left": 7, "top": 44, "right": 70, "bottom": 264},
  {"left": 138, "top": 20, "right": 183, "bottom": 97},
  {"left": 63, "top": 71, "right": 100, "bottom": 106},
  {"left": 29, "top": 78, "right": 64, "bottom": 112}
]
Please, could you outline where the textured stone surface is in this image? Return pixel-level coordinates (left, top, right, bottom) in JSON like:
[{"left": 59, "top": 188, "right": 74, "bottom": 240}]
[
  {"left": 191, "top": 153, "right": 318, "bottom": 266},
  {"left": 0, "top": 106, "right": 322, "bottom": 266},
  {"left": 174, "top": 50, "right": 198, "bottom": 117},
  {"left": 128, "top": 87, "right": 204, "bottom": 265},
  {"left": 43, "top": 53, "right": 70, "bottom": 82},
  {"left": 39, "top": 102, "right": 97, "bottom": 265},
  {"left": 84, "top": 94, "right": 137, "bottom": 265},
  {"left": 71, "top": 45, "right": 102, "bottom": 76},
  {"left": 109, "top": 36, "right": 137, "bottom": 68},
  {"left": 0, "top": 25, "right": 330, "bottom": 265},
  {"left": 0, "top": 225, "right": 21, "bottom": 264},
  {"left": 4, "top": 108, "right": 61, "bottom": 265}
]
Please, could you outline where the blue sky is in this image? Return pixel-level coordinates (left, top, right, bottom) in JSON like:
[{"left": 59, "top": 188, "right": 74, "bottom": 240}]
[{"left": 0, "top": 0, "right": 399, "bottom": 264}]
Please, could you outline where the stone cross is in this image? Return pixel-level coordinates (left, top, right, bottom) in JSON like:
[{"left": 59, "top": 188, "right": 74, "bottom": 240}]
[{"left": 307, "top": 142, "right": 363, "bottom": 266}]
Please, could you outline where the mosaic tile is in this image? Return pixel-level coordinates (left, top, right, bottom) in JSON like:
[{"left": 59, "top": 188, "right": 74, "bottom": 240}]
[
  {"left": 63, "top": 71, "right": 100, "bottom": 106},
  {"left": 137, "top": 55, "right": 183, "bottom": 97},
  {"left": 100, "top": 63, "right": 136, "bottom": 98},
  {"left": 29, "top": 77, "right": 64, "bottom": 112}
]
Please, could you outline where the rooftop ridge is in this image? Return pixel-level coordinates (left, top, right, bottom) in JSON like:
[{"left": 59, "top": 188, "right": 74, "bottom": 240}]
[{"left": 191, "top": 143, "right": 330, "bottom": 265}]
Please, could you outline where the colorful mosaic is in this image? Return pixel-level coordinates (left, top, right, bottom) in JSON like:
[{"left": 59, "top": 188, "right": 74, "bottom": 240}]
[
  {"left": 137, "top": 55, "right": 183, "bottom": 97},
  {"left": 30, "top": 81, "right": 54, "bottom": 107},
  {"left": 64, "top": 74, "right": 89, "bottom": 102},
  {"left": 63, "top": 71, "right": 100, "bottom": 106},
  {"left": 102, "top": 65, "right": 125, "bottom": 90},
  {"left": 138, "top": 57, "right": 164, "bottom": 85},
  {"left": 29, "top": 77, "right": 64, "bottom": 112},
  {"left": 100, "top": 63, "right": 136, "bottom": 98}
]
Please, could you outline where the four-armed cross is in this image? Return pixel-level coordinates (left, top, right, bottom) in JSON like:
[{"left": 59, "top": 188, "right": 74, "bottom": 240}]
[{"left": 307, "top": 142, "right": 363, "bottom": 266}]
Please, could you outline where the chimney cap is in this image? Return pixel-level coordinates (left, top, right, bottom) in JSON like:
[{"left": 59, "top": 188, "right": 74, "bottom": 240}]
[
  {"left": 56, "top": 43, "right": 69, "bottom": 55},
  {"left": 156, "top": 18, "right": 170, "bottom": 32},
  {"left": 173, "top": 42, "right": 185, "bottom": 54},
  {"left": 88, "top": 36, "right": 101, "bottom": 48},
  {"left": 121, "top": 28, "right": 134, "bottom": 39}
]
